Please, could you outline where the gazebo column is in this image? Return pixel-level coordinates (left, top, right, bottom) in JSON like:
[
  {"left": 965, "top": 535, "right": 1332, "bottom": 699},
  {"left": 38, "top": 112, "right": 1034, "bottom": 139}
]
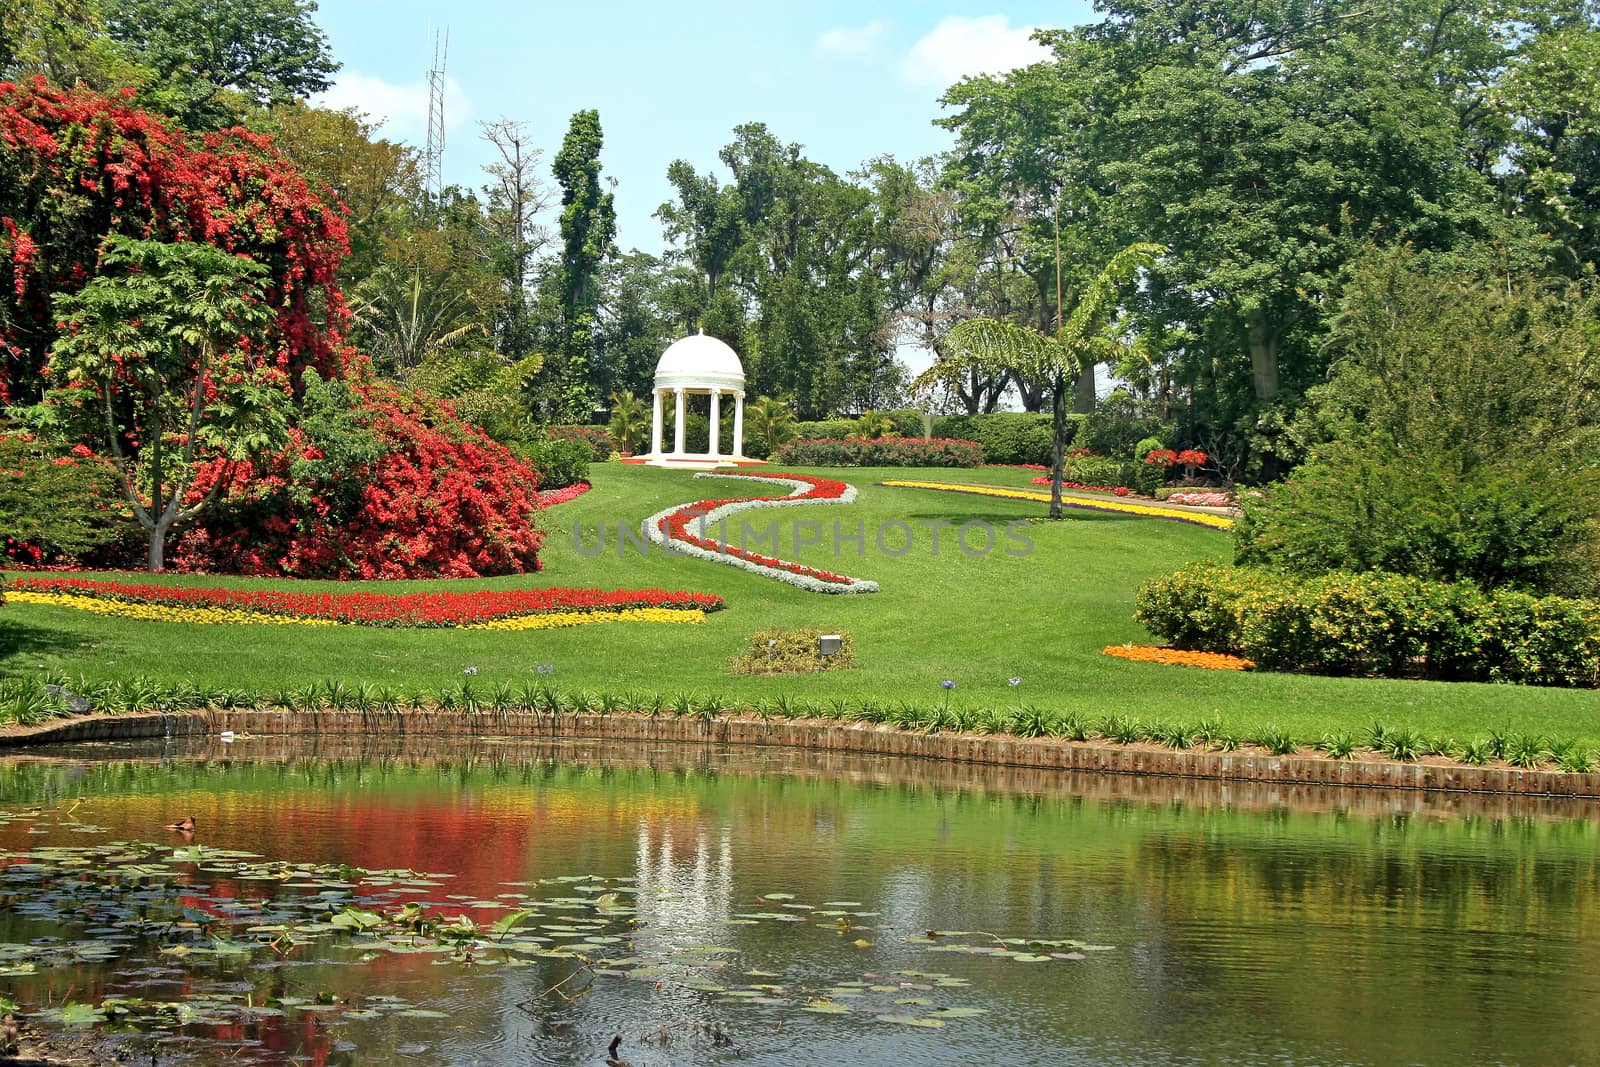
[
  {"left": 708, "top": 389, "right": 721, "bottom": 458},
  {"left": 650, "top": 388, "right": 664, "bottom": 456},
  {"left": 732, "top": 392, "right": 745, "bottom": 459},
  {"left": 673, "top": 387, "right": 686, "bottom": 455}
]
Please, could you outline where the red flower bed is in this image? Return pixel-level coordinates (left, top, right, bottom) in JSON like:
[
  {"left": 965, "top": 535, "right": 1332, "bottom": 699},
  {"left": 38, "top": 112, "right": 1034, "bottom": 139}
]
[
  {"left": 4, "top": 574, "right": 723, "bottom": 627},
  {"left": 657, "top": 472, "right": 857, "bottom": 585},
  {"left": 536, "top": 482, "right": 591, "bottom": 507}
]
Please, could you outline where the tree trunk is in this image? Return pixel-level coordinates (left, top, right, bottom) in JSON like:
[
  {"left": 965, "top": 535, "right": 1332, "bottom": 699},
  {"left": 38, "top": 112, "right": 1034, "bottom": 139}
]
[
  {"left": 1049, "top": 371, "right": 1067, "bottom": 520},
  {"left": 147, "top": 522, "right": 167, "bottom": 572},
  {"left": 1073, "top": 363, "right": 1096, "bottom": 413},
  {"left": 1247, "top": 314, "right": 1280, "bottom": 401}
]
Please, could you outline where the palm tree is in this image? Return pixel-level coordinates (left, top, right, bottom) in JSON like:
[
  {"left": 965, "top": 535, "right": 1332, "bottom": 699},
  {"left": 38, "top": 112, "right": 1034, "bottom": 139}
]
[
  {"left": 607, "top": 390, "right": 648, "bottom": 454},
  {"left": 348, "top": 262, "right": 489, "bottom": 372},
  {"left": 928, "top": 242, "right": 1163, "bottom": 518},
  {"left": 746, "top": 395, "right": 798, "bottom": 457}
]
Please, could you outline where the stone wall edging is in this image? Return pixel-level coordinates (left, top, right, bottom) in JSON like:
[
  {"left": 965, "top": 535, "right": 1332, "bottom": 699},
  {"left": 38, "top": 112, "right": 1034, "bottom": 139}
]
[{"left": 3, "top": 709, "right": 1598, "bottom": 799}]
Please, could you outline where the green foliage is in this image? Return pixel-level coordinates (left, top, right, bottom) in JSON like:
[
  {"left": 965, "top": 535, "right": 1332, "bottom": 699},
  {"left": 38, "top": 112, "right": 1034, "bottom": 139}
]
[
  {"left": 512, "top": 437, "right": 589, "bottom": 491},
  {"left": 1077, "top": 393, "right": 1169, "bottom": 459},
  {"left": 745, "top": 396, "right": 799, "bottom": 458},
  {"left": 855, "top": 410, "right": 895, "bottom": 439},
  {"left": 1132, "top": 435, "right": 1168, "bottom": 495},
  {"left": 0, "top": 432, "right": 123, "bottom": 561},
  {"left": 1061, "top": 455, "right": 1134, "bottom": 489},
  {"left": 44, "top": 235, "right": 282, "bottom": 570},
  {"left": 729, "top": 628, "right": 855, "bottom": 675},
  {"left": 606, "top": 391, "right": 648, "bottom": 454},
  {"left": 1136, "top": 563, "right": 1600, "bottom": 687},
  {"left": 1240, "top": 249, "right": 1600, "bottom": 595},
  {"left": 931, "top": 413, "right": 1060, "bottom": 466},
  {"left": 406, "top": 351, "right": 542, "bottom": 443},
  {"left": 101, "top": 0, "right": 339, "bottom": 128}
]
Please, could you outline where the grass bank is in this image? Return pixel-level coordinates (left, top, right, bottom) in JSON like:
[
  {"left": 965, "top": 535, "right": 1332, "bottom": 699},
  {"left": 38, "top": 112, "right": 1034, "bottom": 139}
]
[{"left": 2, "top": 463, "right": 1597, "bottom": 745}]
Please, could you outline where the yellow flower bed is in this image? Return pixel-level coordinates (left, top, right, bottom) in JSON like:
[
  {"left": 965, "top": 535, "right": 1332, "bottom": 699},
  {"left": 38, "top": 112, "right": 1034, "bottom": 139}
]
[
  {"left": 465, "top": 608, "right": 706, "bottom": 631},
  {"left": 9, "top": 592, "right": 706, "bottom": 631},
  {"left": 880, "top": 480, "right": 1235, "bottom": 530},
  {"left": 7, "top": 591, "right": 339, "bottom": 627}
]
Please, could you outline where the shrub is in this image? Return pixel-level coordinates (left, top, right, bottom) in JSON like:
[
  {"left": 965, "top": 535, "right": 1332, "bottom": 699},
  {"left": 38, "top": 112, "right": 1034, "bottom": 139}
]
[
  {"left": 1241, "top": 248, "right": 1600, "bottom": 596},
  {"left": 1077, "top": 392, "right": 1169, "bottom": 458},
  {"left": 729, "top": 628, "right": 855, "bottom": 675},
  {"left": 1134, "top": 436, "right": 1169, "bottom": 495},
  {"left": 171, "top": 375, "right": 544, "bottom": 579},
  {"left": 932, "top": 413, "right": 1058, "bottom": 466},
  {"left": 771, "top": 436, "right": 982, "bottom": 467},
  {"left": 1063, "top": 454, "right": 1135, "bottom": 490},
  {"left": 516, "top": 437, "right": 590, "bottom": 490},
  {"left": 547, "top": 425, "right": 616, "bottom": 461},
  {"left": 1135, "top": 563, "right": 1600, "bottom": 687}
]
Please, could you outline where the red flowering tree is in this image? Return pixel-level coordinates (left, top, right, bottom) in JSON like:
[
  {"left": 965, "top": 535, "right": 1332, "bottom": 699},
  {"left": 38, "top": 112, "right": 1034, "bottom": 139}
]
[
  {"left": 2, "top": 80, "right": 547, "bottom": 578},
  {"left": 0, "top": 78, "right": 349, "bottom": 406}
]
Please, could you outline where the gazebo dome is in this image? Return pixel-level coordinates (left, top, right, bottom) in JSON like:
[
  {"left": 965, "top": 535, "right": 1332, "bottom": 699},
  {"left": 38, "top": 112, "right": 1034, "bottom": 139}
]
[{"left": 654, "top": 331, "right": 745, "bottom": 391}]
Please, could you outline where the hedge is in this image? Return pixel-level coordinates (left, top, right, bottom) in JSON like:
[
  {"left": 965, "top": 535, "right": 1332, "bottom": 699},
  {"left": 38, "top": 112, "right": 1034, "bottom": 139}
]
[
  {"left": 1134, "top": 563, "right": 1600, "bottom": 687},
  {"left": 771, "top": 436, "right": 982, "bottom": 467},
  {"left": 932, "top": 412, "right": 1077, "bottom": 466}
]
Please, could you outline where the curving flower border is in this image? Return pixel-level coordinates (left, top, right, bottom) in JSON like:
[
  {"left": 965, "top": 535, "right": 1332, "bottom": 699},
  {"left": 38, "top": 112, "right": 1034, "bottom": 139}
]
[
  {"left": 642, "top": 472, "right": 880, "bottom": 594},
  {"left": 536, "top": 482, "right": 592, "bottom": 507},
  {"left": 2, "top": 575, "right": 723, "bottom": 627},
  {"left": 879, "top": 480, "right": 1235, "bottom": 531}
]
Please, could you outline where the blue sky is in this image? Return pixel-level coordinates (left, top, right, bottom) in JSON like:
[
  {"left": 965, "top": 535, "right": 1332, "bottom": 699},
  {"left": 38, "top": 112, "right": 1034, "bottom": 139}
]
[{"left": 313, "top": 2, "right": 1097, "bottom": 256}]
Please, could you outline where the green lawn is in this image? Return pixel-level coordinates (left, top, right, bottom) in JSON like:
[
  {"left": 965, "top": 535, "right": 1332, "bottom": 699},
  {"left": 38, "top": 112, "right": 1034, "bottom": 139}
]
[{"left": 4, "top": 462, "right": 1598, "bottom": 743}]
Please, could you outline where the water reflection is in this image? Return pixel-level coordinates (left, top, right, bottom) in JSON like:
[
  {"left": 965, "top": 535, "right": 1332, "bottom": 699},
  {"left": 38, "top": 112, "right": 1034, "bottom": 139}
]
[{"left": 0, "top": 736, "right": 1593, "bottom": 1067}]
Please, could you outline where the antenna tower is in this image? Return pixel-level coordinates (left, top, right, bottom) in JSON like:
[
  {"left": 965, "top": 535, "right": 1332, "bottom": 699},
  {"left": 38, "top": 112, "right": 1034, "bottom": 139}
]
[{"left": 423, "top": 29, "right": 449, "bottom": 205}]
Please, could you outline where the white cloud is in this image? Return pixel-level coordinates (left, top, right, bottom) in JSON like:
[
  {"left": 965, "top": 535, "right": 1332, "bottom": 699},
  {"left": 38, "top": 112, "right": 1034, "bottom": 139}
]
[
  {"left": 313, "top": 71, "right": 474, "bottom": 144},
  {"left": 817, "top": 19, "right": 892, "bottom": 59},
  {"left": 901, "top": 15, "right": 1050, "bottom": 88}
]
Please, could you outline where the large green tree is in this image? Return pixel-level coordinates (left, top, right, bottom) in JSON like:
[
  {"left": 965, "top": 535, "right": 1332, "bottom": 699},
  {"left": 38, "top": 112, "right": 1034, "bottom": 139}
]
[
  {"left": 101, "top": 0, "right": 338, "bottom": 128},
  {"left": 550, "top": 108, "right": 617, "bottom": 413}
]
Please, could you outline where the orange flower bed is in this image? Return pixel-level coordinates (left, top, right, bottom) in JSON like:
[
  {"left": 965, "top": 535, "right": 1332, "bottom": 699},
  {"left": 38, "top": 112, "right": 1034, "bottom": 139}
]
[{"left": 1103, "top": 644, "right": 1254, "bottom": 671}]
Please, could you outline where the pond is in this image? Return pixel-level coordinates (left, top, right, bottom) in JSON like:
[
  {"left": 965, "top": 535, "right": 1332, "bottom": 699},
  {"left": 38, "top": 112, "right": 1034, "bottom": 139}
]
[{"left": 0, "top": 736, "right": 1595, "bottom": 1066}]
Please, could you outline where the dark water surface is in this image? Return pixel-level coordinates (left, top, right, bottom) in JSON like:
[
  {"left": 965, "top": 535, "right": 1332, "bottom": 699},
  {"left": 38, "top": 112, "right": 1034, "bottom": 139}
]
[{"left": 0, "top": 735, "right": 1595, "bottom": 1067}]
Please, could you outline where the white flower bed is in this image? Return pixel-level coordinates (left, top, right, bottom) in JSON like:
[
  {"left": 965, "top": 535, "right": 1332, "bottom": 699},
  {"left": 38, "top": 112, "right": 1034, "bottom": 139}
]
[{"left": 641, "top": 473, "right": 880, "bottom": 594}]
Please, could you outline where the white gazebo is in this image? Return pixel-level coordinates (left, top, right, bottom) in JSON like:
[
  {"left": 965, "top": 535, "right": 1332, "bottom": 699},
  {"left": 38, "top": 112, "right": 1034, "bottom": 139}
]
[{"left": 645, "top": 330, "right": 748, "bottom": 466}]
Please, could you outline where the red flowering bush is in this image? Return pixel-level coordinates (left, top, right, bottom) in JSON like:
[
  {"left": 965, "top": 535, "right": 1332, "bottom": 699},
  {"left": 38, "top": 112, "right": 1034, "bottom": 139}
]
[
  {"left": 0, "top": 79, "right": 349, "bottom": 405},
  {"left": 171, "top": 375, "right": 545, "bottom": 579},
  {"left": 1175, "top": 449, "right": 1208, "bottom": 471},
  {"left": 1144, "top": 448, "right": 1179, "bottom": 467}
]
